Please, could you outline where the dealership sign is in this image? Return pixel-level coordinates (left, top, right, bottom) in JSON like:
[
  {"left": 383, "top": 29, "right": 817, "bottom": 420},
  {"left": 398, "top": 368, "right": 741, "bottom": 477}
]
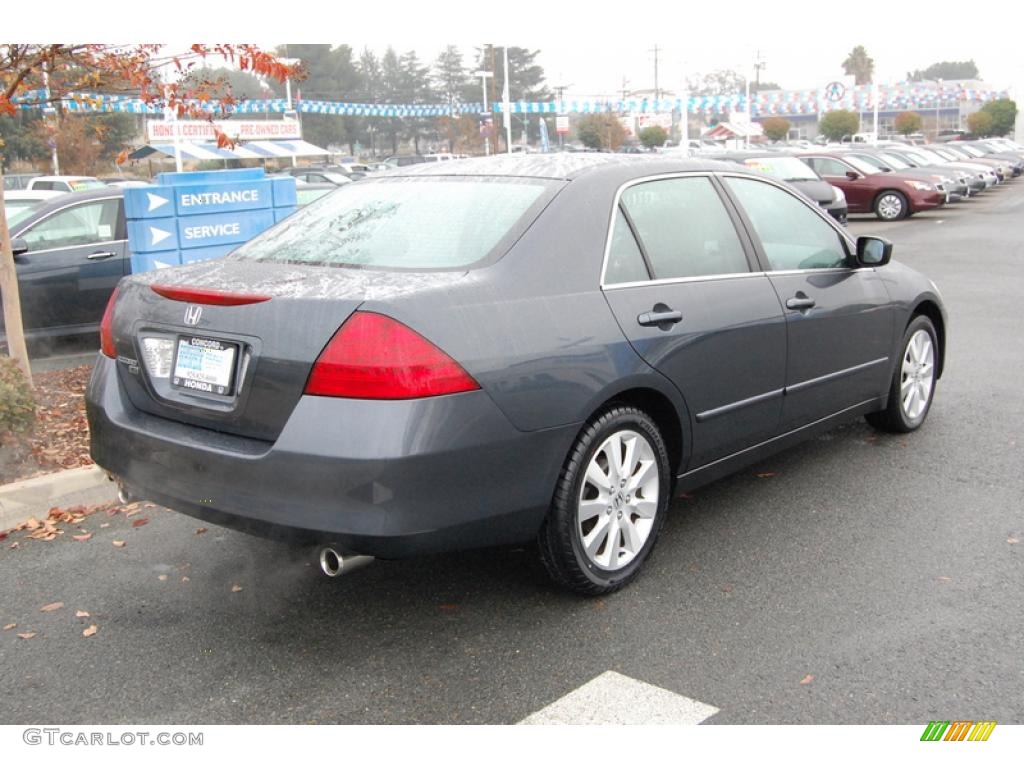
[
  {"left": 146, "top": 119, "right": 302, "bottom": 142},
  {"left": 124, "top": 168, "right": 297, "bottom": 273}
]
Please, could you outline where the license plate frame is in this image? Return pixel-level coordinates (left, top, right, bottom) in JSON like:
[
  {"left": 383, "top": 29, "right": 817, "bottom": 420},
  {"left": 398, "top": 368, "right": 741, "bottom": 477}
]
[{"left": 171, "top": 335, "right": 239, "bottom": 397}]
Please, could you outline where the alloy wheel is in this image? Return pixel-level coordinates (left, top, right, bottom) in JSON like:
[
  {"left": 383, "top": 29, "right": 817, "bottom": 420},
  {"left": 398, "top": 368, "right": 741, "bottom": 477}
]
[
  {"left": 576, "top": 430, "right": 660, "bottom": 570},
  {"left": 900, "top": 329, "right": 935, "bottom": 422},
  {"left": 878, "top": 193, "right": 904, "bottom": 220}
]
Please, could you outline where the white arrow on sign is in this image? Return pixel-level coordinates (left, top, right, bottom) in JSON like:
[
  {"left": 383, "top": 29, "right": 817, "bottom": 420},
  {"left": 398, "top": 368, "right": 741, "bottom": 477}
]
[
  {"left": 149, "top": 226, "right": 172, "bottom": 246},
  {"left": 146, "top": 192, "right": 170, "bottom": 212},
  {"left": 152, "top": 259, "right": 172, "bottom": 269}
]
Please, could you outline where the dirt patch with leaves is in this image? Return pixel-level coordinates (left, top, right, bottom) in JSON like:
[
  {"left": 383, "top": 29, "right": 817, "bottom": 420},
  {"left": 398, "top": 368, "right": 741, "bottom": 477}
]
[{"left": 0, "top": 364, "right": 93, "bottom": 485}]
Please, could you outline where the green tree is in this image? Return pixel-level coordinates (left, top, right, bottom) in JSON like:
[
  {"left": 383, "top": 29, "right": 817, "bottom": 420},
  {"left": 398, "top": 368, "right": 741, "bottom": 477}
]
[
  {"left": 380, "top": 47, "right": 404, "bottom": 155},
  {"left": 353, "top": 48, "right": 384, "bottom": 157},
  {"left": 433, "top": 46, "right": 471, "bottom": 153},
  {"left": 688, "top": 69, "right": 745, "bottom": 96},
  {"left": 638, "top": 125, "right": 668, "bottom": 149},
  {"left": 894, "top": 111, "right": 923, "bottom": 136},
  {"left": 576, "top": 113, "right": 628, "bottom": 151},
  {"left": 978, "top": 99, "right": 1017, "bottom": 136},
  {"left": 967, "top": 111, "right": 993, "bottom": 137},
  {"left": 271, "top": 44, "right": 359, "bottom": 151},
  {"left": 0, "top": 112, "right": 47, "bottom": 170},
  {"left": 760, "top": 116, "right": 791, "bottom": 142},
  {"left": 477, "top": 46, "right": 552, "bottom": 148},
  {"left": 0, "top": 44, "right": 294, "bottom": 381},
  {"left": 818, "top": 109, "right": 859, "bottom": 142},
  {"left": 842, "top": 45, "right": 874, "bottom": 85},
  {"left": 182, "top": 67, "right": 270, "bottom": 100},
  {"left": 907, "top": 61, "right": 979, "bottom": 82},
  {"left": 400, "top": 50, "right": 434, "bottom": 154}
]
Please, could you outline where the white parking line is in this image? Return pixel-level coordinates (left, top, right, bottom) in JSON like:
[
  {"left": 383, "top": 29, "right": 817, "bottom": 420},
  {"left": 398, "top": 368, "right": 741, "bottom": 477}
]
[{"left": 519, "top": 671, "right": 719, "bottom": 725}]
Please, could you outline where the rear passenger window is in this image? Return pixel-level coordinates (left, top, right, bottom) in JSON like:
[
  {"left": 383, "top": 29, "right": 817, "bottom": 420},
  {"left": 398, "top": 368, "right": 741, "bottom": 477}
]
[
  {"left": 619, "top": 177, "right": 749, "bottom": 280},
  {"left": 604, "top": 208, "right": 650, "bottom": 284},
  {"left": 725, "top": 176, "right": 848, "bottom": 271}
]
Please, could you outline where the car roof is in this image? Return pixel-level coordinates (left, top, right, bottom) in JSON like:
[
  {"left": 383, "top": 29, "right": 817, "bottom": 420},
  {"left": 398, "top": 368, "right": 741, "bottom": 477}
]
[
  {"left": 31, "top": 175, "right": 100, "bottom": 181},
  {"left": 386, "top": 153, "right": 738, "bottom": 181}
]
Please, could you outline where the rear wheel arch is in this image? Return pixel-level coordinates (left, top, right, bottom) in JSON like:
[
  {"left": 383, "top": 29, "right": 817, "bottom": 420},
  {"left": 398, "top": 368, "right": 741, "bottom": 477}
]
[{"left": 589, "top": 387, "right": 685, "bottom": 480}]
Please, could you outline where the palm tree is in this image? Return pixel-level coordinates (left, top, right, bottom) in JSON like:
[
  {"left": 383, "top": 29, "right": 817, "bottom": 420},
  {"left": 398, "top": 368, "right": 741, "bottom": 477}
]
[{"left": 842, "top": 46, "right": 874, "bottom": 85}]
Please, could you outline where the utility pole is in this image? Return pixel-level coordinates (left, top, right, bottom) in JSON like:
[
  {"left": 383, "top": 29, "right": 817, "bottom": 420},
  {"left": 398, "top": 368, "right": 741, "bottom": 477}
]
[
  {"left": 475, "top": 67, "right": 493, "bottom": 156},
  {"left": 621, "top": 77, "right": 630, "bottom": 102},
  {"left": 753, "top": 50, "right": 766, "bottom": 91},
  {"left": 554, "top": 83, "right": 571, "bottom": 149},
  {"left": 650, "top": 45, "right": 660, "bottom": 101}
]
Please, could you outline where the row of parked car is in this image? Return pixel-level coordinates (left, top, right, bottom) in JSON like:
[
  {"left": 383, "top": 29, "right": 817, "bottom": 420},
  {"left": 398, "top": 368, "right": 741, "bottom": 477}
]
[{"left": 698, "top": 137, "right": 1023, "bottom": 221}]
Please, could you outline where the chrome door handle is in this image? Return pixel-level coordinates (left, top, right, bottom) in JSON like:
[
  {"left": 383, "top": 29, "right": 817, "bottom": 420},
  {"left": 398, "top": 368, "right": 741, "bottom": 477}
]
[
  {"left": 638, "top": 309, "right": 683, "bottom": 327},
  {"left": 786, "top": 296, "right": 816, "bottom": 310},
  {"left": 87, "top": 251, "right": 118, "bottom": 260}
]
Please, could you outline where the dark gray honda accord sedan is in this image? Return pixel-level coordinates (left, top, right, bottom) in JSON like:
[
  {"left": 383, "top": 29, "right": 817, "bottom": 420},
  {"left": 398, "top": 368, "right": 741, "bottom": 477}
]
[{"left": 86, "top": 154, "right": 946, "bottom": 594}]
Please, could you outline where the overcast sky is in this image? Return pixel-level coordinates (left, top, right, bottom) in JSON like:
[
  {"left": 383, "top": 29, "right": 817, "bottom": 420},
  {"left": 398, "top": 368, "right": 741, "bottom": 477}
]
[{"left": 14, "top": 1, "right": 1024, "bottom": 97}]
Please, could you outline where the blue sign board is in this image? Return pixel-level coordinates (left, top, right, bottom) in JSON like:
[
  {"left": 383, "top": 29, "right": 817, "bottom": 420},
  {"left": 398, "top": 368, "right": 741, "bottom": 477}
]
[
  {"left": 155, "top": 168, "right": 265, "bottom": 186},
  {"left": 127, "top": 217, "right": 179, "bottom": 252},
  {"left": 125, "top": 167, "right": 296, "bottom": 273},
  {"left": 178, "top": 209, "right": 275, "bottom": 248}
]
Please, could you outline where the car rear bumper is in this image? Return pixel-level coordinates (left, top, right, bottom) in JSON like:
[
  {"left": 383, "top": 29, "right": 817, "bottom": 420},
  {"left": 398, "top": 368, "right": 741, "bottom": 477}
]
[{"left": 86, "top": 356, "right": 576, "bottom": 558}]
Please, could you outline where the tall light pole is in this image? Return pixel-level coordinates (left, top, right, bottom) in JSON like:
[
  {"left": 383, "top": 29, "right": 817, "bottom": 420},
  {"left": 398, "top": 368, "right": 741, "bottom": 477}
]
[
  {"left": 279, "top": 57, "right": 301, "bottom": 167},
  {"left": 474, "top": 69, "right": 493, "bottom": 155},
  {"left": 502, "top": 46, "right": 512, "bottom": 154},
  {"left": 935, "top": 78, "right": 943, "bottom": 139}
]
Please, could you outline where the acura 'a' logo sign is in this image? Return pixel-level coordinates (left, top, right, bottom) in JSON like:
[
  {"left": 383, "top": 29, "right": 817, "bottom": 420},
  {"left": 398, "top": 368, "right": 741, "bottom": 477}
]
[{"left": 184, "top": 305, "right": 203, "bottom": 326}]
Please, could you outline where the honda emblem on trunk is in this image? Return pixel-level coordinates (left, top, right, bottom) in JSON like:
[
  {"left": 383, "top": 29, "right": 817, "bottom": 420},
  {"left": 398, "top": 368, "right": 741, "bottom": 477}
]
[{"left": 184, "top": 305, "right": 203, "bottom": 326}]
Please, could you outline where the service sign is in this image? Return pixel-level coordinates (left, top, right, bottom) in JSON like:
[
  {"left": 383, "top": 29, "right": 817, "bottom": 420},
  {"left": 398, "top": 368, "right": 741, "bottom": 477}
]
[
  {"left": 176, "top": 209, "right": 275, "bottom": 249},
  {"left": 146, "top": 119, "right": 302, "bottom": 142}
]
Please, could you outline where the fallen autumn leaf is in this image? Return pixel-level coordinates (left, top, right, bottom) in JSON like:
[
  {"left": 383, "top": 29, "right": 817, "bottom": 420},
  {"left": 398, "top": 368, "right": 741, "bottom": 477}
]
[
  {"left": 131, "top": 518, "right": 149, "bottom": 528},
  {"left": 800, "top": 674, "right": 814, "bottom": 685},
  {"left": 196, "top": 528, "right": 208, "bottom": 535},
  {"left": 158, "top": 575, "right": 168, "bottom": 581},
  {"left": 72, "top": 533, "right": 93, "bottom": 542},
  {"left": 40, "top": 602, "right": 64, "bottom": 613},
  {"left": 1009, "top": 538, "right": 1020, "bottom": 545},
  {"left": 75, "top": 611, "right": 90, "bottom": 618},
  {"left": 3, "top": 623, "right": 16, "bottom": 631},
  {"left": 17, "top": 632, "right": 37, "bottom": 640},
  {"left": 82, "top": 625, "right": 98, "bottom": 638},
  {"left": 112, "top": 540, "right": 126, "bottom": 548},
  {"left": 231, "top": 584, "right": 243, "bottom": 593}
]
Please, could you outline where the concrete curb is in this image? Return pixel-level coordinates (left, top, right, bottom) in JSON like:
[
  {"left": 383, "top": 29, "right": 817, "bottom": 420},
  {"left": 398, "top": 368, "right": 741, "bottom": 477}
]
[{"left": 0, "top": 465, "right": 118, "bottom": 532}]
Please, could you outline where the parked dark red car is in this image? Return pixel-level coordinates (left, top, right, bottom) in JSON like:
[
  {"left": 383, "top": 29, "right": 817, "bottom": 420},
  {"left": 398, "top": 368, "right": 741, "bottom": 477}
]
[{"left": 798, "top": 152, "right": 945, "bottom": 221}]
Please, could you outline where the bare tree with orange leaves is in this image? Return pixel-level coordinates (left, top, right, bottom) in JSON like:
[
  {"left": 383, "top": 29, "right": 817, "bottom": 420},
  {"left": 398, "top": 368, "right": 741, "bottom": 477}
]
[{"left": 0, "top": 44, "right": 300, "bottom": 384}]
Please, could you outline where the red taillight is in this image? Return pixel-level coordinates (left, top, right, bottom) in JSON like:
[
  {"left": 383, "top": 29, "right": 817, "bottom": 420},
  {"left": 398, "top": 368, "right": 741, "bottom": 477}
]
[
  {"left": 100, "top": 285, "right": 120, "bottom": 358},
  {"left": 304, "top": 312, "right": 480, "bottom": 399},
  {"left": 150, "top": 284, "right": 271, "bottom": 306}
]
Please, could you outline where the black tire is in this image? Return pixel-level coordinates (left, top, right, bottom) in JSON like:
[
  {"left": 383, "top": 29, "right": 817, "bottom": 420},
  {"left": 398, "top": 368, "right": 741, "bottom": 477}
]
[
  {"left": 538, "top": 406, "right": 671, "bottom": 596},
  {"left": 866, "top": 315, "right": 938, "bottom": 433},
  {"left": 874, "top": 190, "right": 910, "bottom": 221}
]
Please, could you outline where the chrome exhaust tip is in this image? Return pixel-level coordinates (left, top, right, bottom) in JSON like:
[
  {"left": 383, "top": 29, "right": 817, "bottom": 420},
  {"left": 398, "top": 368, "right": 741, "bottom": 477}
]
[
  {"left": 116, "top": 482, "right": 134, "bottom": 505},
  {"left": 318, "top": 547, "right": 374, "bottom": 578}
]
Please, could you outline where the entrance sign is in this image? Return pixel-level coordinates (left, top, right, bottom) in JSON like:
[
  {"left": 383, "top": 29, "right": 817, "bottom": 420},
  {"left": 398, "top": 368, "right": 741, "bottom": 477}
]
[{"left": 125, "top": 168, "right": 296, "bottom": 273}]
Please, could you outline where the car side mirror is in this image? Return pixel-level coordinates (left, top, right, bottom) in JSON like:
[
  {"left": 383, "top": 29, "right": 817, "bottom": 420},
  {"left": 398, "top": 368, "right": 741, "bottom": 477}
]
[
  {"left": 856, "top": 236, "right": 892, "bottom": 267},
  {"left": 845, "top": 170, "right": 860, "bottom": 180},
  {"left": 10, "top": 237, "right": 29, "bottom": 256}
]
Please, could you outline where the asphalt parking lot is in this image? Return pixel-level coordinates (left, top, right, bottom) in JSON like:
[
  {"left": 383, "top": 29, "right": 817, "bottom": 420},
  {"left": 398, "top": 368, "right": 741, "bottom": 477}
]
[{"left": 1, "top": 185, "right": 1022, "bottom": 725}]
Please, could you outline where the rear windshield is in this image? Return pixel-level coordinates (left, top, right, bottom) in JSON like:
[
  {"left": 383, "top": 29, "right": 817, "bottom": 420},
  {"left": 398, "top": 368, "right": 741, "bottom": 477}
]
[{"left": 232, "top": 176, "right": 554, "bottom": 270}]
